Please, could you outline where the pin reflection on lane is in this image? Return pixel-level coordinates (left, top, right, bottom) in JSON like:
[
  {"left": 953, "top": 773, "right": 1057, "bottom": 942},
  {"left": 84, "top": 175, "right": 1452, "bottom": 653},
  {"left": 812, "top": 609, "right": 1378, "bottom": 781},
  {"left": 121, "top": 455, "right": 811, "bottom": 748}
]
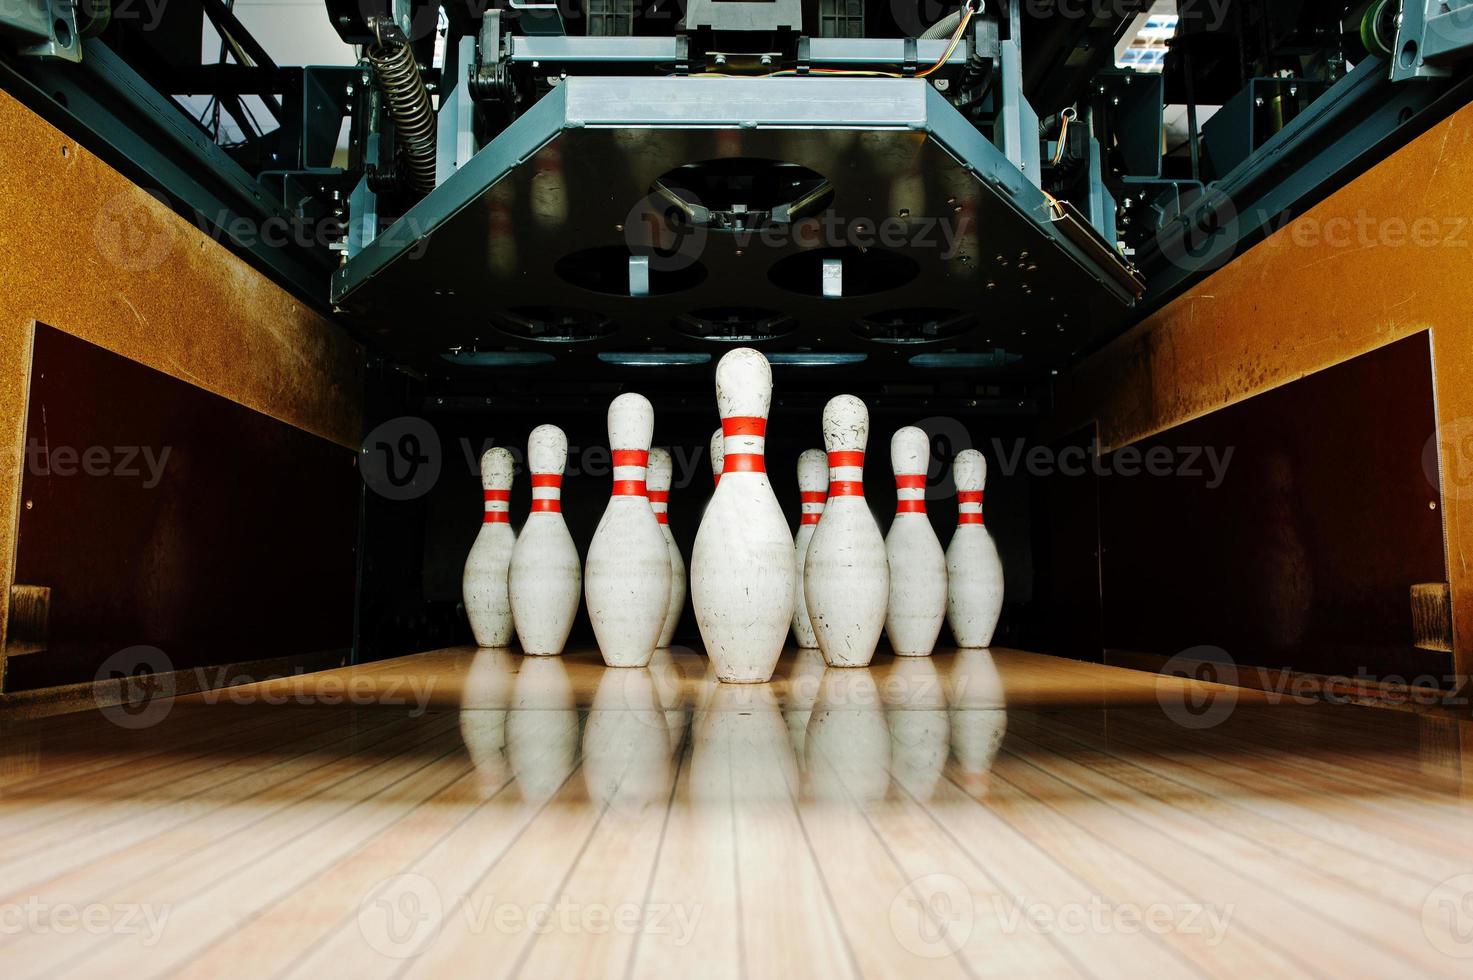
[
  {"left": 883, "top": 657, "right": 950, "bottom": 802},
  {"left": 582, "top": 668, "right": 675, "bottom": 813},
  {"left": 947, "top": 648, "right": 1008, "bottom": 794},
  {"left": 458, "top": 647, "right": 517, "bottom": 796},
  {"left": 804, "top": 668, "right": 891, "bottom": 805},
  {"left": 690, "top": 682, "right": 799, "bottom": 804},
  {"left": 506, "top": 655, "right": 578, "bottom": 804}
]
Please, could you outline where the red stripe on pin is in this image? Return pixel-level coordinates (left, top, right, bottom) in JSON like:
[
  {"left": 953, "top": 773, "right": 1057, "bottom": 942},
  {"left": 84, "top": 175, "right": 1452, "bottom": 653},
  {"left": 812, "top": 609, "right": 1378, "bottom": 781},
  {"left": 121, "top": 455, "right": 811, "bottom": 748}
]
[
  {"left": 531, "top": 474, "right": 562, "bottom": 488},
  {"left": 957, "top": 491, "right": 984, "bottom": 504},
  {"left": 958, "top": 513, "right": 985, "bottom": 525},
  {"left": 895, "top": 475, "right": 927, "bottom": 489},
  {"left": 801, "top": 514, "right": 820, "bottom": 525},
  {"left": 722, "top": 417, "right": 767, "bottom": 437},
  {"left": 656, "top": 513, "right": 669, "bottom": 525},
  {"left": 483, "top": 512, "right": 510, "bottom": 523},
  {"left": 800, "top": 491, "right": 826, "bottom": 504},
  {"left": 896, "top": 500, "right": 927, "bottom": 513},
  {"left": 483, "top": 489, "right": 510, "bottom": 502},
  {"left": 828, "top": 451, "right": 864, "bottom": 468},
  {"left": 612, "top": 480, "right": 647, "bottom": 496},
  {"left": 648, "top": 490, "right": 669, "bottom": 503},
  {"left": 830, "top": 481, "right": 864, "bottom": 496},
  {"left": 725, "top": 453, "right": 766, "bottom": 473},
  {"left": 531, "top": 499, "right": 561, "bottom": 513},
  {"left": 612, "top": 449, "right": 649, "bottom": 468}
]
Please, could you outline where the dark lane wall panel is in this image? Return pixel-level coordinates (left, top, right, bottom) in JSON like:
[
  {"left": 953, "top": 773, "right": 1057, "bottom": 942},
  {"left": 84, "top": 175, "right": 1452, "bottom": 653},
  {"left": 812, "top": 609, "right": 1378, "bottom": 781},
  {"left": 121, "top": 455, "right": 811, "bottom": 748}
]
[
  {"left": 1100, "top": 332, "right": 1447, "bottom": 679},
  {"left": 8, "top": 326, "right": 357, "bottom": 691}
]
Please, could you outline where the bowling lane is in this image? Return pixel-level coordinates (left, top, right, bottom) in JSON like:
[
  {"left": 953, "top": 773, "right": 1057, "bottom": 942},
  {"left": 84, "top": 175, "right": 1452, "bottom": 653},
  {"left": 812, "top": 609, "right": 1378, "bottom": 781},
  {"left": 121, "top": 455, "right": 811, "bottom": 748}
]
[{"left": 1, "top": 647, "right": 1471, "bottom": 978}]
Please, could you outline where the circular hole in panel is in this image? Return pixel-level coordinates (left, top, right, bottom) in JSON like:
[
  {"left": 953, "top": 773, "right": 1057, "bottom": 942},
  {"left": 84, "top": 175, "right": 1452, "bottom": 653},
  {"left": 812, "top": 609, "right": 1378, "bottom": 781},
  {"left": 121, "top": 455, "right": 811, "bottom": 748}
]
[
  {"left": 554, "top": 246, "right": 707, "bottom": 296},
  {"left": 855, "top": 308, "right": 975, "bottom": 344},
  {"left": 673, "top": 307, "right": 796, "bottom": 343},
  {"left": 493, "top": 306, "right": 617, "bottom": 343},
  {"left": 768, "top": 246, "right": 919, "bottom": 298}
]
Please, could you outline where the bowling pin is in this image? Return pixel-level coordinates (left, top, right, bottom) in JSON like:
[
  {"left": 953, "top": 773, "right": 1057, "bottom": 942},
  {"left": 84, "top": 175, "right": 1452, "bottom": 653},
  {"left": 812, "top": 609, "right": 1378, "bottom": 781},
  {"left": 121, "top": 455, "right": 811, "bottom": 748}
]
[
  {"left": 710, "top": 428, "right": 724, "bottom": 486},
  {"left": 791, "top": 449, "right": 827, "bottom": 649},
  {"left": 463, "top": 447, "right": 516, "bottom": 647},
  {"left": 648, "top": 447, "right": 687, "bottom": 648},
  {"left": 585, "top": 393, "right": 671, "bottom": 668},
  {"left": 508, "top": 425, "right": 581, "bottom": 656},
  {"left": 804, "top": 395, "right": 889, "bottom": 668},
  {"left": 691, "top": 348, "right": 796, "bottom": 683},
  {"left": 884, "top": 426, "right": 947, "bottom": 657},
  {"left": 946, "top": 449, "right": 1004, "bottom": 648}
]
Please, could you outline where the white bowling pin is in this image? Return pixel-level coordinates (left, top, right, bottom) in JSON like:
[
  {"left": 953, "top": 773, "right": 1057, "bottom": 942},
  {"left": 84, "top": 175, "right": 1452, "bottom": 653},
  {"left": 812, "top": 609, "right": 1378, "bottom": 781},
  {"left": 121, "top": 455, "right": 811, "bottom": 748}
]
[
  {"left": 463, "top": 447, "right": 516, "bottom": 647},
  {"left": 804, "top": 395, "right": 889, "bottom": 668},
  {"left": 709, "top": 427, "right": 724, "bottom": 486},
  {"left": 585, "top": 393, "right": 671, "bottom": 668},
  {"left": 648, "top": 447, "right": 687, "bottom": 648},
  {"left": 946, "top": 449, "right": 1004, "bottom": 648},
  {"left": 791, "top": 449, "right": 827, "bottom": 649},
  {"left": 884, "top": 426, "right": 947, "bottom": 657},
  {"left": 691, "top": 348, "right": 796, "bottom": 683},
  {"left": 508, "top": 425, "right": 581, "bottom": 656}
]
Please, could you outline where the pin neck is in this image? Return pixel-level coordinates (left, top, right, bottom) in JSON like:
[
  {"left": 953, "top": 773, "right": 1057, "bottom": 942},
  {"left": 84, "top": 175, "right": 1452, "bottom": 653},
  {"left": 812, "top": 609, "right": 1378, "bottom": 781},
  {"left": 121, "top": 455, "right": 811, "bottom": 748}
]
[
  {"left": 611, "top": 448, "right": 649, "bottom": 497},
  {"left": 721, "top": 416, "right": 767, "bottom": 475},
  {"left": 828, "top": 450, "right": 864, "bottom": 497},
  {"left": 800, "top": 490, "right": 825, "bottom": 525},
  {"left": 895, "top": 474, "right": 927, "bottom": 515},
  {"left": 483, "top": 488, "right": 510, "bottom": 524},
  {"left": 957, "top": 489, "right": 984, "bottom": 525},
  {"left": 530, "top": 473, "right": 562, "bottom": 513},
  {"left": 648, "top": 489, "right": 670, "bottom": 525}
]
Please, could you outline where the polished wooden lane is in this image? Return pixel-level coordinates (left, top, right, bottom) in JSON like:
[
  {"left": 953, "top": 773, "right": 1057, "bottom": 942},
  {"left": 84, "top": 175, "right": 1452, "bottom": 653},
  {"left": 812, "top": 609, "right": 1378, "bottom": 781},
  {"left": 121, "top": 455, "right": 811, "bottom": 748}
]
[{"left": 1, "top": 646, "right": 1471, "bottom": 978}]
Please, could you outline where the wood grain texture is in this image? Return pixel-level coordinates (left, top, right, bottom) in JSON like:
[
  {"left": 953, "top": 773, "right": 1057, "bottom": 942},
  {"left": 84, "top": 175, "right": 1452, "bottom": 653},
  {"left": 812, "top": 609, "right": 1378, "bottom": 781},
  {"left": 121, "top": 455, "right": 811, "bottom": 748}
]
[
  {"left": 1054, "top": 98, "right": 1473, "bottom": 686},
  {"left": 0, "top": 90, "right": 362, "bottom": 677},
  {"left": 0, "top": 645, "right": 1469, "bottom": 977}
]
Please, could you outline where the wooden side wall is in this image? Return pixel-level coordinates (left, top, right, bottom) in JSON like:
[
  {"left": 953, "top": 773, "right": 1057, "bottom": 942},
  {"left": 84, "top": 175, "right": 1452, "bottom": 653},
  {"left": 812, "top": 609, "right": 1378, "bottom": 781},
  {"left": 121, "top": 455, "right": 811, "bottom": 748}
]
[
  {"left": 1055, "top": 97, "right": 1473, "bottom": 689},
  {"left": 0, "top": 90, "right": 363, "bottom": 691}
]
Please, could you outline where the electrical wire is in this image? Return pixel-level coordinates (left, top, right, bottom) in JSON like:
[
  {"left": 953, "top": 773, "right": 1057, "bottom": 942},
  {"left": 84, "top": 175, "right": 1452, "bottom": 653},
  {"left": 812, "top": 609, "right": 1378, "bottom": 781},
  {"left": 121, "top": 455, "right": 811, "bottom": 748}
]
[{"left": 1051, "top": 107, "right": 1076, "bottom": 165}]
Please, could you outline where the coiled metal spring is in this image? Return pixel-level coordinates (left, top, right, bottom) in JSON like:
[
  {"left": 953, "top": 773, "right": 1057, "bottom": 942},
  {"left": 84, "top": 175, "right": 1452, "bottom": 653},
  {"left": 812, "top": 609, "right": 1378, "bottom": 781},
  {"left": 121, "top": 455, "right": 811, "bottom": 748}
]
[{"left": 367, "top": 23, "right": 437, "bottom": 196}]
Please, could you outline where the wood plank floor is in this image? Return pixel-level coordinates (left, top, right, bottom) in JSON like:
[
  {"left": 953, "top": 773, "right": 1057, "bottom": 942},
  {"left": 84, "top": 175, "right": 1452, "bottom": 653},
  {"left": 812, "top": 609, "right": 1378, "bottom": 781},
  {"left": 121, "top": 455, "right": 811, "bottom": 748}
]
[{"left": 2, "top": 645, "right": 1472, "bottom": 978}]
